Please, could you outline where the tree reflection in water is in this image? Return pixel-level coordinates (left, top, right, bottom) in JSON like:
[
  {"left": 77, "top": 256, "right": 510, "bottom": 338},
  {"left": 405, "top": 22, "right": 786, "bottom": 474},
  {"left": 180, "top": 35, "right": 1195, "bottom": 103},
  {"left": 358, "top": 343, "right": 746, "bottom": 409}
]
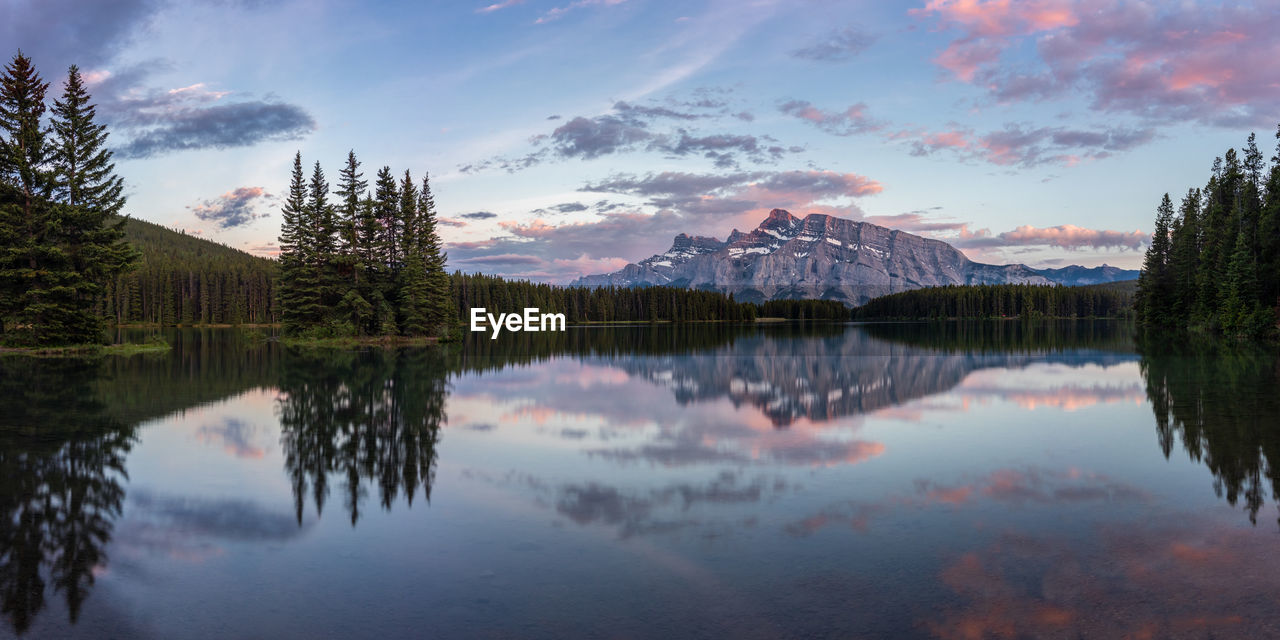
[
  {"left": 0, "top": 358, "right": 135, "bottom": 635},
  {"left": 1140, "top": 337, "right": 1280, "bottom": 527},
  {"left": 276, "top": 347, "right": 449, "bottom": 526}
]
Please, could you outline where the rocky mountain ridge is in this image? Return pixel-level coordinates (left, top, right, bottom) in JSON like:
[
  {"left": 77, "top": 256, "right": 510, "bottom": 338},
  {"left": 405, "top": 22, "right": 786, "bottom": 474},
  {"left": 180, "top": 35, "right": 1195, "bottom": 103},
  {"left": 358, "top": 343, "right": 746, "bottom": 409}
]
[{"left": 574, "top": 209, "right": 1132, "bottom": 305}]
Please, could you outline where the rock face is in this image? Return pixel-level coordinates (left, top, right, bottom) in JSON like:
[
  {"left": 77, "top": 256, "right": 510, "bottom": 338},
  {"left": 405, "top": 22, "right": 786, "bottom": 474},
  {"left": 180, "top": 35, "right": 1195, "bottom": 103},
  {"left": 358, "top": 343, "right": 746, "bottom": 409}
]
[{"left": 573, "top": 209, "right": 1055, "bottom": 305}]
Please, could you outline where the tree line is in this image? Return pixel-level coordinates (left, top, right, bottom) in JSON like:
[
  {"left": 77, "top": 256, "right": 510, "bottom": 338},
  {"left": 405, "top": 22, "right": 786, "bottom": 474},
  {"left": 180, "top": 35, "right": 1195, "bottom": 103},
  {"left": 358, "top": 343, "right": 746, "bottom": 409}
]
[
  {"left": 853, "top": 283, "right": 1135, "bottom": 320},
  {"left": 277, "top": 151, "right": 451, "bottom": 338},
  {"left": 451, "top": 271, "right": 758, "bottom": 323},
  {"left": 0, "top": 52, "right": 136, "bottom": 346},
  {"left": 1136, "top": 128, "right": 1280, "bottom": 338},
  {"left": 449, "top": 272, "right": 860, "bottom": 323}
]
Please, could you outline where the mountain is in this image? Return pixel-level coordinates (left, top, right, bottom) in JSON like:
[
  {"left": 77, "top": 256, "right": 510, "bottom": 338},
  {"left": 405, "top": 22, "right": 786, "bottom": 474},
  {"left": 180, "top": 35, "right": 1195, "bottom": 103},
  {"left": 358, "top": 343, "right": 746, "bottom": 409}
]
[
  {"left": 1030, "top": 264, "right": 1139, "bottom": 286},
  {"left": 574, "top": 209, "right": 1056, "bottom": 305}
]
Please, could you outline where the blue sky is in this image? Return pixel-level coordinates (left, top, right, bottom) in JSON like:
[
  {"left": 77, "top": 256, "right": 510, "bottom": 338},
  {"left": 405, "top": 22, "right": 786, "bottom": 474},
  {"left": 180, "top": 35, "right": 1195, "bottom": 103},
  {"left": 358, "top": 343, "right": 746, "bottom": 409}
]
[{"left": 7, "top": 0, "right": 1279, "bottom": 280}]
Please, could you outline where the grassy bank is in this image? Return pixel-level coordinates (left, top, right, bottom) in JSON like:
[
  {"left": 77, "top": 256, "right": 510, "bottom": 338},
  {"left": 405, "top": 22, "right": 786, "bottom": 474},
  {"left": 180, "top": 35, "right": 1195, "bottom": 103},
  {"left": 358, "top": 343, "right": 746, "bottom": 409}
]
[
  {"left": 0, "top": 337, "right": 172, "bottom": 357},
  {"left": 279, "top": 335, "right": 441, "bottom": 349}
]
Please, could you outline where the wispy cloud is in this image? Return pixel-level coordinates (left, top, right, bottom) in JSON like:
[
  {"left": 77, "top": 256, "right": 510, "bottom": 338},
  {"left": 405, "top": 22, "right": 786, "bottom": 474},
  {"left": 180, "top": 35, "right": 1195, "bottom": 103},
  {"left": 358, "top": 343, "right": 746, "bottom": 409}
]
[
  {"left": 535, "top": 0, "right": 627, "bottom": 25},
  {"left": 790, "top": 25, "right": 877, "bottom": 62},
  {"left": 475, "top": 0, "right": 525, "bottom": 14},
  {"left": 781, "top": 98, "right": 1157, "bottom": 168},
  {"left": 779, "top": 100, "right": 884, "bottom": 136}
]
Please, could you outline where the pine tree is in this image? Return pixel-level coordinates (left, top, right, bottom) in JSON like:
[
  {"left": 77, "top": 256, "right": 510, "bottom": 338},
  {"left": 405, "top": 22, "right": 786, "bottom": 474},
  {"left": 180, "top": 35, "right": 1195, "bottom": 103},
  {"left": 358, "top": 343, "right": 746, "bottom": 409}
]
[
  {"left": 332, "top": 150, "right": 366, "bottom": 281},
  {"left": 278, "top": 152, "right": 319, "bottom": 334},
  {"left": 395, "top": 170, "right": 425, "bottom": 334},
  {"left": 373, "top": 166, "right": 399, "bottom": 275},
  {"left": 307, "top": 161, "right": 342, "bottom": 327},
  {"left": 0, "top": 51, "right": 53, "bottom": 208},
  {"left": 1138, "top": 193, "right": 1173, "bottom": 326},
  {"left": 356, "top": 193, "right": 379, "bottom": 284},
  {"left": 1169, "top": 188, "right": 1201, "bottom": 323},
  {"left": 50, "top": 65, "right": 136, "bottom": 335},
  {"left": 0, "top": 52, "right": 73, "bottom": 345},
  {"left": 418, "top": 173, "right": 452, "bottom": 333},
  {"left": 50, "top": 65, "right": 124, "bottom": 214},
  {"left": 1224, "top": 227, "right": 1260, "bottom": 334}
]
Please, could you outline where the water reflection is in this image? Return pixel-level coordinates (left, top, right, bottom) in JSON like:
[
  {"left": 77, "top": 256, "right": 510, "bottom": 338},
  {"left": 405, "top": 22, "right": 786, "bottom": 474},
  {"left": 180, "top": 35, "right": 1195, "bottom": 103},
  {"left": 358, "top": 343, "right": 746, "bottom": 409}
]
[
  {"left": 277, "top": 348, "right": 448, "bottom": 525},
  {"left": 613, "top": 323, "right": 1138, "bottom": 427},
  {"left": 925, "top": 516, "right": 1280, "bottom": 639},
  {"left": 1139, "top": 338, "right": 1280, "bottom": 527},
  {"left": 2, "top": 321, "right": 1279, "bottom": 637},
  {"left": 0, "top": 358, "right": 134, "bottom": 634}
]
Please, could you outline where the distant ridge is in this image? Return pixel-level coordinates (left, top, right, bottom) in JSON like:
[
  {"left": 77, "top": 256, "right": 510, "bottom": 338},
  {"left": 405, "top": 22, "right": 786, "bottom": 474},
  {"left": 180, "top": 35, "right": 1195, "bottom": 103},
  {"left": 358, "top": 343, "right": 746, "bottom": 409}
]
[
  {"left": 573, "top": 209, "right": 1137, "bottom": 305},
  {"left": 1030, "top": 264, "right": 1139, "bottom": 286}
]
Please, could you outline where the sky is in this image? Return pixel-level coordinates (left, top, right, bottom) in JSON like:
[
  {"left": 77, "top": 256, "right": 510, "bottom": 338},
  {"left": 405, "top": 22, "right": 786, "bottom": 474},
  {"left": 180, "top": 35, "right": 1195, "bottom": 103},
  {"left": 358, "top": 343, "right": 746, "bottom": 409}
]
[{"left": 5, "top": 0, "right": 1280, "bottom": 281}]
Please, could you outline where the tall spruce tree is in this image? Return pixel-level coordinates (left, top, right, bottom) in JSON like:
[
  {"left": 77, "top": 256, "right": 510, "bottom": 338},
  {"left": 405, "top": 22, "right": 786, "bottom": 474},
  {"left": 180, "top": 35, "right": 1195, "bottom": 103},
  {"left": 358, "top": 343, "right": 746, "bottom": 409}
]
[
  {"left": 1168, "top": 188, "right": 1201, "bottom": 323},
  {"left": 1137, "top": 193, "right": 1174, "bottom": 326},
  {"left": 50, "top": 66, "right": 124, "bottom": 214},
  {"left": 278, "top": 152, "right": 321, "bottom": 334},
  {"left": 50, "top": 65, "right": 137, "bottom": 333},
  {"left": 418, "top": 172, "right": 452, "bottom": 331},
  {"left": 369, "top": 166, "right": 399, "bottom": 332},
  {"left": 307, "top": 160, "right": 341, "bottom": 320},
  {"left": 0, "top": 52, "right": 72, "bottom": 344},
  {"left": 397, "top": 170, "right": 430, "bottom": 335},
  {"left": 373, "top": 166, "right": 399, "bottom": 274},
  {"left": 332, "top": 150, "right": 366, "bottom": 279}
]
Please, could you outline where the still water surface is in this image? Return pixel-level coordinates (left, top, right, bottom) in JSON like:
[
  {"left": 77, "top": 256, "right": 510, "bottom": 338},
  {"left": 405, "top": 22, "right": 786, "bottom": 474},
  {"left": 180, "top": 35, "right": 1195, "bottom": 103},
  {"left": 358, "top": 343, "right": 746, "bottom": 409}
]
[{"left": 2, "top": 322, "right": 1279, "bottom": 638}]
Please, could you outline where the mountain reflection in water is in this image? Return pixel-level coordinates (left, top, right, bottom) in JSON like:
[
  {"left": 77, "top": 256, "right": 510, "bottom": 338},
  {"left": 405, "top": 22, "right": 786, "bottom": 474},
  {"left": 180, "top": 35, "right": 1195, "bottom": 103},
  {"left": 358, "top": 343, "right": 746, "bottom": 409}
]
[{"left": 0, "top": 321, "right": 1277, "bottom": 638}]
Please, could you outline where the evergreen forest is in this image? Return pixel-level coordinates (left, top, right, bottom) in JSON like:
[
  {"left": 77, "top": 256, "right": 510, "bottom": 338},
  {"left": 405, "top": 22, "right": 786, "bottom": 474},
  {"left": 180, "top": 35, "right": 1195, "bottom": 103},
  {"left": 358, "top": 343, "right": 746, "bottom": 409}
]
[
  {"left": 0, "top": 53, "right": 136, "bottom": 347},
  {"left": 853, "top": 282, "right": 1135, "bottom": 320},
  {"left": 1135, "top": 128, "right": 1280, "bottom": 339},
  {"left": 276, "top": 151, "right": 453, "bottom": 338}
]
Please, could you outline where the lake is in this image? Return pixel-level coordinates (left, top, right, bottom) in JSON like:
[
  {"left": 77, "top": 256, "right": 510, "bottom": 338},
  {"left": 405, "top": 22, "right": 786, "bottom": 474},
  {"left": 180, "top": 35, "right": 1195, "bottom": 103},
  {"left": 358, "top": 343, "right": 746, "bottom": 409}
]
[{"left": 2, "top": 322, "right": 1279, "bottom": 638}]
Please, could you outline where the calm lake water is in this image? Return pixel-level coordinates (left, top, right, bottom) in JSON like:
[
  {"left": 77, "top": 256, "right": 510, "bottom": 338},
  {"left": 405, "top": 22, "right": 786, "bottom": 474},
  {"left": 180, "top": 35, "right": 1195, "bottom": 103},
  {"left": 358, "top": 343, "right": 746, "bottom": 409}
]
[{"left": 3, "top": 322, "right": 1279, "bottom": 638}]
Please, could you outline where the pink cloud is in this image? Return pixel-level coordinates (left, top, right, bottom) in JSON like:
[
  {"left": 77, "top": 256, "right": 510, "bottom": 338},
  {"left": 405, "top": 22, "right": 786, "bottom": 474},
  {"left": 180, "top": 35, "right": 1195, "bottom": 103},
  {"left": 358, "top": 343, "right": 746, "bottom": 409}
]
[
  {"left": 913, "top": 0, "right": 1280, "bottom": 127},
  {"left": 550, "top": 254, "right": 630, "bottom": 273},
  {"left": 993, "top": 224, "right": 1147, "bottom": 250},
  {"left": 779, "top": 100, "right": 884, "bottom": 135}
]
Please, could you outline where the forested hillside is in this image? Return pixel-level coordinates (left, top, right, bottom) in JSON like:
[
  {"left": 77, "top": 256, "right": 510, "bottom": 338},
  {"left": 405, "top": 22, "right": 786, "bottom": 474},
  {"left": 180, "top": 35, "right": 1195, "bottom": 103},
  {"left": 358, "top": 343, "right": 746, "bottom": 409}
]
[{"left": 105, "top": 217, "right": 278, "bottom": 325}]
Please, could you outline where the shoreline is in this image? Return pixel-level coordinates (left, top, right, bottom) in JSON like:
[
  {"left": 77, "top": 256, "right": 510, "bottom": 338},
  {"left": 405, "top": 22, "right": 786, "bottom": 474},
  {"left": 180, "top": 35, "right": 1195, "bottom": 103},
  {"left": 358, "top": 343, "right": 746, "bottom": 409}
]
[
  {"left": 279, "top": 335, "right": 442, "bottom": 348},
  {"left": 0, "top": 341, "right": 172, "bottom": 357}
]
